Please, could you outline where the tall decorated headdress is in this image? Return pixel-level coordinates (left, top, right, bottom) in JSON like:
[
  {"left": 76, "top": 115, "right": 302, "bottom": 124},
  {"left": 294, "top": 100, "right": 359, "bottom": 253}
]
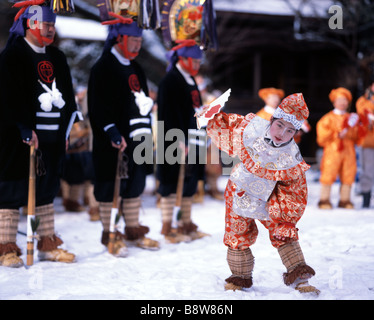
[
  {"left": 97, "top": 0, "right": 161, "bottom": 53},
  {"left": 7, "top": 0, "right": 75, "bottom": 47},
  {"left": 161, "top": 0, "right": 218, "bottom": 51},
  {"left": 160, "top": 0, "right": 218, "bottom": 71},
  {"left": 97, "top": 0, "right": 161, "bottom": 29}
]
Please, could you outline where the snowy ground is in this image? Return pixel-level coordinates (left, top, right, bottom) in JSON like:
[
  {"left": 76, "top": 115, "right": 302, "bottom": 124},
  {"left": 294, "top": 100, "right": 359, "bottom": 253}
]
[{"left": 0, "top": 170, "right": 373, "bottom": 301}]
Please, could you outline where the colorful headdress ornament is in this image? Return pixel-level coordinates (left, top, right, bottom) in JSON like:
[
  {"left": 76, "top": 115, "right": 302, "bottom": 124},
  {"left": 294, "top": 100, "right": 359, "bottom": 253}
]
[
  {"left": 273, "top": 93, "right": 309, "bottom": 130},
  {"left": 8, "top": 0, "right": 66, "bottom": 48},
  {"left": 101, "top": 11, "right": 133, "bottom": 26},
  {"left": 50, "top": 0, "right": 75, "bottom": 13},
  {"left": 102, "top": 11, "right": 143, "bottom": 54},
  {"left": 166, "top": 39, "right": 202, "bottom": 73},
  {"left": 13, "top": 0, "right": 74, "bottom": 17},
  {"left": 13, "top": 0, "right": 46, "bottom": 21},
  {"left": 10, "top": 0, "right": 75, "bottom": 34},
  {"left": 97, "top": 0, "right": 160, "bottom": 29},
  {"left": 171, "top": 39, "right": 202, "bottom": 57},
  {"left": 161, "top": 0, "right": 218, "bottom": 51}
]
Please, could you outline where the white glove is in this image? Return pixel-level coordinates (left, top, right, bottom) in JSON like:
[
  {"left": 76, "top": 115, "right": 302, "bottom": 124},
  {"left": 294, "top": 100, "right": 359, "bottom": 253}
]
[
  {"left": 368, "top": 113, "right": 374, "bottom": 121},
  {"left": 134, "top": 90, "right": 154, "bottom": 116},
  {"left": 348, "top": 113, "right": 359, "bottom": 127}
]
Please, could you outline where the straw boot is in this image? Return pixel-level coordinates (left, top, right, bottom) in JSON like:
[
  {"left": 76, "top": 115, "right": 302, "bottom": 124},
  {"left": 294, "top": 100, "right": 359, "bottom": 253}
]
[
  {"left": 179, "top": 197, "right": 209, "bottom": 240},
  {"left": 224, "top": 247, "right": 254, "bottom": 291},
  {"left": 193, "top": 180, "right": 204, "bottom": 203},
  {"left": 0, "top": 209, "right": 23, "bottom": 268},
  {"left": 122, "top": 197, "right": 159, "bottom": 250},
  {"left": 318, "top": 184, "right": 332, "bottom": 209},
  {"left": 160, "top": 195, "right": 191, "bottom": 244},
  {"left": 62, "top": 183, "right": 85, "bottom": 212},
  {"left": 98, "top": 201, "right": 128, "bottom": 257},
  {"left": 338, "top": 184, "right": 354, "bottom": 209},
  {"left": 278, "top": 241, "right": 320, "bottom": 295},
  {"left": 84, "top": 183, "right": 100, "bottom": 221},
  {"left": 36, "top": 204, "right": 76, "bottom": 263}
]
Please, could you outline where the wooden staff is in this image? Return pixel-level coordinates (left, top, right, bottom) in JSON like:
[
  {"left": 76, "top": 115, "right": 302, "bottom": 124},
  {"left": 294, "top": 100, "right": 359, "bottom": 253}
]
[
  {"left": 26, "top": 145, "right": 36, "bottom": 266},
  {"left": 108, "top": 150, "right": 123, "bottom": 254},
  {"left": 172, "top": 143, "right": 186, "bottom": 228}
]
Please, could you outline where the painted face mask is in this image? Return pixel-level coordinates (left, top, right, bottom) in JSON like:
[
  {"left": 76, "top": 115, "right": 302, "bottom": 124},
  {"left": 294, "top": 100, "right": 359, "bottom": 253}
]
[
  {"left": 102, "top": 13, "right": 143, "bottom": 55},
  {"left": 116, "top": 35, "right": 140, "bottom": 60},
  {"left": 178, "top": 56, "right": 200, "bottom": 76},
  {"left": 27, "top": 19, "right": 55, "bottom": 47},
  {"left": 8, "top": 2, "right": 57, "bottom": 47}
]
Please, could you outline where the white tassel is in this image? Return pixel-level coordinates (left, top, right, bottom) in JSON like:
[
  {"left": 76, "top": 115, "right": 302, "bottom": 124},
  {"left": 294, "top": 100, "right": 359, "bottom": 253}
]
[
  {"left": 38, "top": 79, "right": 65, "bottom": 112},
  {"left": 133, "top": 90, "right": 153, "bottom": 116},
  {"left": 51, "top": 80, "right": 65, "bottom": 109},
  {"left": 38, "top": 92, "right": 53, "bottom": 112}
]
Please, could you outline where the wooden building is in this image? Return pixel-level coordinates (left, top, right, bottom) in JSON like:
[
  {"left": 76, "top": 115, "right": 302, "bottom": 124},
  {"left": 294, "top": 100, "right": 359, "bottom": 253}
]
[
  {"left": 202, "top": 0, "right": 361, "bottom": 161},
  {"left": 1, "top": 0, "right": 373, "bottom": 162}
]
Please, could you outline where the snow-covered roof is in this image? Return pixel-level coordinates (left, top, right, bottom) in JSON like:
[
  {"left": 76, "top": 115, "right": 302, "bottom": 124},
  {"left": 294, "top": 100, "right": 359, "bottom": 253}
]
[
  {"left": 56, "top": 16, "right": 108, "bottom": 41},
  {"left": 213, "top": 0, "right": 339, "bottom": 18}
]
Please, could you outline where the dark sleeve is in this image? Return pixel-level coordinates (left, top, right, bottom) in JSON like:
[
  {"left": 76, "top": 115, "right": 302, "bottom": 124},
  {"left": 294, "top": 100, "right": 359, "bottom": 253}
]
[
  {"left": 0, "top": 47, "right": 32, "bottom": 137},
  {"left": 88, "top": 60, "right": 122, "bottom": 134},
  {"left": 157, "top": 73, "right": 185, "bottom": 134}
]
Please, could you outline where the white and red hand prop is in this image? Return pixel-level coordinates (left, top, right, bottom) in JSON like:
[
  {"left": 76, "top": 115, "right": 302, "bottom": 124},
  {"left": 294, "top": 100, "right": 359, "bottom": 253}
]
[{"left": 195, "top": 88, "right": 231, "bottom": 129}]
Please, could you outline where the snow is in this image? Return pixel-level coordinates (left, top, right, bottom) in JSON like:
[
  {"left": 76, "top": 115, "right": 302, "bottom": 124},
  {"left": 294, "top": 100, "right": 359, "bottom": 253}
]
[
  {"left": 213, "top": 0, "right": 338, "bottom": 17},
  {"left": 0, "top": 170, "right": 373, "bottom": 301}
]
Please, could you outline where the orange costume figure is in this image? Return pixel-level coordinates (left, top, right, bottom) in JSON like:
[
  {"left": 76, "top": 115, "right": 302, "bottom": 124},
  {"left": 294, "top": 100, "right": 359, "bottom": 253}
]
[
  {"left": 204, "top": 93, "right": 319, "bottom": 294},
  {"left": 257, "top": 87, "right": 285, "bottom": 121},
  {"left": 355, "top": 82, "right": 374, "bottom": 208},
  {"left": 316, "top": 88, "right": 366, "bottom": 209}
]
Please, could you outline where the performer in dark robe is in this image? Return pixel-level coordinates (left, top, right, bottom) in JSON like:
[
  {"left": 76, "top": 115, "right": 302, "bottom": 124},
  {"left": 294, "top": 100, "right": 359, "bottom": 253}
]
[
  {"left": 88, "top": 17, "right": 159, "bottom": 256},
  {"left": 0, "top": 2, "right": 77, "bottom": 267},
  {"left": 157, "top": 41, "right": 208, "bottom": 243}
]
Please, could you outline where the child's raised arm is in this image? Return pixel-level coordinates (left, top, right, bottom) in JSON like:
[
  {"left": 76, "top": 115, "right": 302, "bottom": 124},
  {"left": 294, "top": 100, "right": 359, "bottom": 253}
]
[{"left": 206, "top": 112, "right": 253, "bottom": 157}]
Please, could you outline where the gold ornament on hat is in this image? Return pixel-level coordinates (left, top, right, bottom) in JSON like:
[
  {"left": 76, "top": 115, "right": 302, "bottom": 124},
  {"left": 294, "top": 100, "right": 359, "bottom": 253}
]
[{"left": 161, "top": 0, "right": 218, "bottom": 50}]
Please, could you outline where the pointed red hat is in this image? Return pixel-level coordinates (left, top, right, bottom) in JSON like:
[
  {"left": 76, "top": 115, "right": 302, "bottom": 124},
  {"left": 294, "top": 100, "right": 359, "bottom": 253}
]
[{"left": 273, "top": 93, "right": 309, "bottom": 130}]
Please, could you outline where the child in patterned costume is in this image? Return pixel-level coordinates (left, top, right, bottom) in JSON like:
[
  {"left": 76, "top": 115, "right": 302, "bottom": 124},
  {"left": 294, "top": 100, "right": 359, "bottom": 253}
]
[
  {"left": 257, "top": 88, "right": 311, "bottom": 144},
  {"left": 205, "top": 93, "right": 319, "bottom": 294}
]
